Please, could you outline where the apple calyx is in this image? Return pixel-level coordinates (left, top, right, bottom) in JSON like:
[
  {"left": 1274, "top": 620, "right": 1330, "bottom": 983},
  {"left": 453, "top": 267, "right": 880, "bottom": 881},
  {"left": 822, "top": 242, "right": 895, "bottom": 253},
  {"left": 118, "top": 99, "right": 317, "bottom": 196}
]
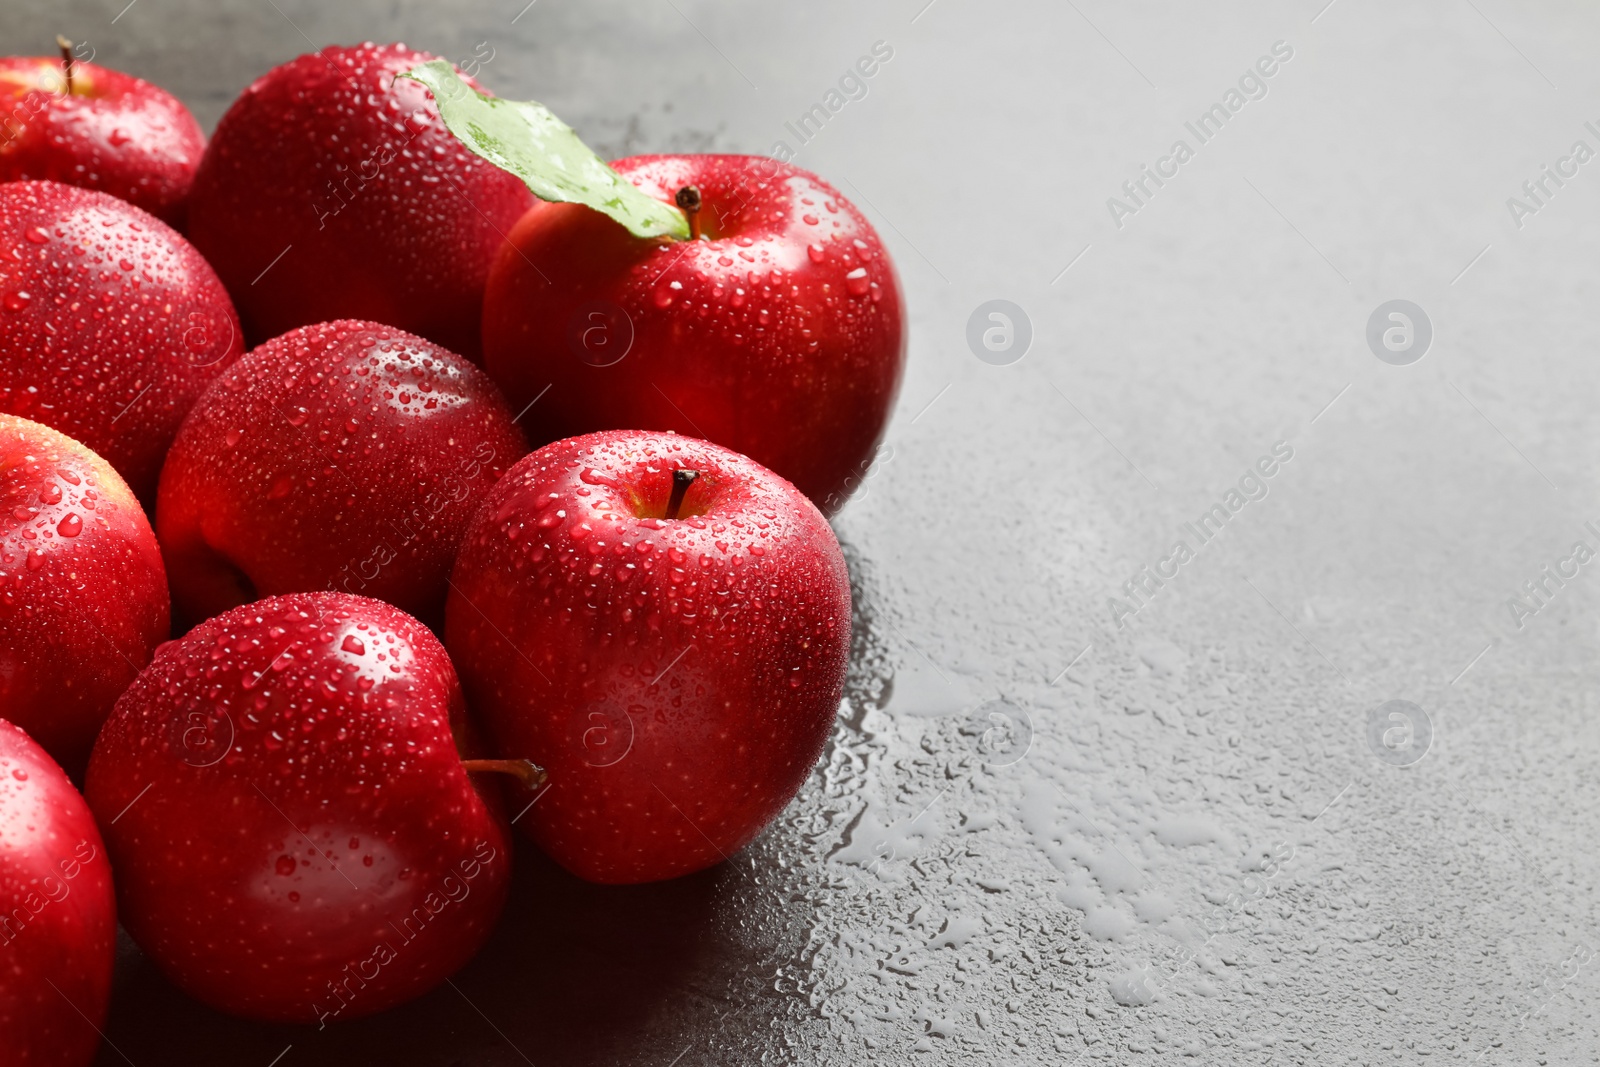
[
  {"left": 675, "top": 186, "right": 703, "bottom": 240},
  {"left": 397, "top": 61, "right": 692, "bottom": 241},
  {"left": 461, "top": 758, "right": 548, "bottom": 790},
  {"left": 56, "top": 36, "right": 74, "bottom": 94},
  {"left": 665, "top": 468, "right": 699, "bottom": 520}
]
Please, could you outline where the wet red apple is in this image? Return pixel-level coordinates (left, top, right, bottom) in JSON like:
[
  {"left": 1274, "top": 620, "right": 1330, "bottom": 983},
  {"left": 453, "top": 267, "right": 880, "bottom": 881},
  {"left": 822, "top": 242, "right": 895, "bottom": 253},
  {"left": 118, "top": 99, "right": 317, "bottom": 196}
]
[
  {"left": 481, "top": 155, "right": 905, "bottom": 513},
  {"left": 186, "top": 42, "right": 533, "bottom": 358},
  {"left": 0, "top": 718, "right": 116, "bottom": 1067},
  {"left": 0, "top": 44, "right": 206, "bottom": 227},
  {"left": 155, "top": 319, "right": 526, "bottom": 629},
  {"left": 85, "top": 591, "right": 521, "bottom": 1024},
  {"left": 0, "top": 180, "right": 243, "bottom": 502},
  {"left": 0, "top": 414, "right": 168, "bottom": 774},
  {"left": 446, "top": 429, "right": 851, "bottom": 883}
]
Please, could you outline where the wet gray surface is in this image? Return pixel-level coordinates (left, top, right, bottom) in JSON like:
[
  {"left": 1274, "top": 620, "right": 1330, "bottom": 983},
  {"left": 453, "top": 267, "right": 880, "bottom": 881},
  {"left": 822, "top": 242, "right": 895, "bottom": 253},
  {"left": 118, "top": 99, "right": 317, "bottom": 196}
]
[{"left": 12, "top": 0, "right": 1600, "bottom": 1063}]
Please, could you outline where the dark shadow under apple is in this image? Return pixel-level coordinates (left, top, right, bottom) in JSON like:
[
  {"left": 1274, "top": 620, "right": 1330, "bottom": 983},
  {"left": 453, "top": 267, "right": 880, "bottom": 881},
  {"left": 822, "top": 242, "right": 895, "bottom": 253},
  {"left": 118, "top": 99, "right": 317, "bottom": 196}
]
[{"left": 96, "top": 843, "right": 724, "bottom": 1066}]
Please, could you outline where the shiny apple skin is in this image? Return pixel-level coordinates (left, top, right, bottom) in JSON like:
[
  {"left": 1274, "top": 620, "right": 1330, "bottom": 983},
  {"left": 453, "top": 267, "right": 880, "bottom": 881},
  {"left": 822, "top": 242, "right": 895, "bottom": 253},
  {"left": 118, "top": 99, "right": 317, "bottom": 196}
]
[
  {"left": 0, "top": 414, "right": 168, "bottom": 774},
  {"left": 481, "top": 154, "right": 905, "bottom": 513},
  {"left": 85, "top": 592, "right": 513, "bottom": 1024},
  {"left": 0, "top": 181, "right": 244, "bottom": 501},
  {"left": 0, "top": 719, "right": 116, "bottom": 1067},
  {"left": 445, "top": 430, "right": 851, "bottom": 884},
  {"left": 0, "top": 57, "right": 205, "bottom": 228},
  {"left": 155, "top": 319, "right": 527, "bottom": 629},
  {"left": 186, "top": 42, "right": 534, "bottom": 359}
]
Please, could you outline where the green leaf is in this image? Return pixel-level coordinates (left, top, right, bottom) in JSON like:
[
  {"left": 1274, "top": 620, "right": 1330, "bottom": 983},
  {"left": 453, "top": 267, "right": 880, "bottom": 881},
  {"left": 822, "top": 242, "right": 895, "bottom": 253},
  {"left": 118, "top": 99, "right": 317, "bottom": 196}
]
[{"left": 398, "top": 60, "right": 690, "bottom": 241}]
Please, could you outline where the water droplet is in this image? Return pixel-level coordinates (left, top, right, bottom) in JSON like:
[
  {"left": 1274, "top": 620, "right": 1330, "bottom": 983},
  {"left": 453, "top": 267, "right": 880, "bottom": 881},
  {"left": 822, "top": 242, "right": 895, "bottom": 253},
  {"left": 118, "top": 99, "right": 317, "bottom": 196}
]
[
  {"left": 845, "top": 268, "right": 871, "bottom": 296},
  {"left": 3, "top": 291, "right": 32, "bottom": 312},
  {"left": 56, "top": 514, "right": 81, "bottom": 537},
  {"left": 807, "top": 243, "right": 825, "bottom": 264},
  {"left": 38, "top": 484, "right": 60, "bottom": 505},
  {"left": 341, "top": 635, "right": 366, "bottom": 656},
  {"left": 276, "top": 855, "right": 297, "bottom": 876}
]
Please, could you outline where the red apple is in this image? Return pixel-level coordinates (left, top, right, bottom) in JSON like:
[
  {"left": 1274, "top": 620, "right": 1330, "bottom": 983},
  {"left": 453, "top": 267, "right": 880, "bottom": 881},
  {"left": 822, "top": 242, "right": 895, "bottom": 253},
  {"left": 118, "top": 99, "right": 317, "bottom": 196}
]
[
  {"left": 186, "top": 42, "right": 534, "bottom": 358},
  {"left": 445, "top": 429, "right": 851, "bottom": 884},
  {"left": 0, "top": 414, "right": 168, "bottom": 774},
  {"left": 0, "top": 47, "right": 205, "bottom": 228},
  {"left": 0, "top": 180, "right": 243, "bottom": 501},
  {"left": 0, "top": 719, "right": 116, "bottom": 1067},
  {"left": 85, "top": 591, "right": 521, "bottom": 1024},
  {"left": 156, "top": 319, "right": 526, "bottom": 629},
  {"left": 481, "top": 154, "right": 905, "bottom": 512}
]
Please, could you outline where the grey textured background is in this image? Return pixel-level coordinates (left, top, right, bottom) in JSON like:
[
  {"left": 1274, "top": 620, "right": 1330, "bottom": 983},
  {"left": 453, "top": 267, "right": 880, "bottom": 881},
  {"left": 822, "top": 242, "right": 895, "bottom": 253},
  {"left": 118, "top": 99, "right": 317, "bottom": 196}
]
[{"left": 12, "top": 0, "right": 1600, "bottom": 1064}]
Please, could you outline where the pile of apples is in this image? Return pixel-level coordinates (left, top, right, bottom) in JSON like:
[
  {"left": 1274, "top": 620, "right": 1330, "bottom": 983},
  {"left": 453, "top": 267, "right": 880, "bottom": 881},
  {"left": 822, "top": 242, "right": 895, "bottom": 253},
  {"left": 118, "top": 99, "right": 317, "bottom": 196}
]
[{"left": 0, "top": 40, "right": 903, "bottom": 1059}]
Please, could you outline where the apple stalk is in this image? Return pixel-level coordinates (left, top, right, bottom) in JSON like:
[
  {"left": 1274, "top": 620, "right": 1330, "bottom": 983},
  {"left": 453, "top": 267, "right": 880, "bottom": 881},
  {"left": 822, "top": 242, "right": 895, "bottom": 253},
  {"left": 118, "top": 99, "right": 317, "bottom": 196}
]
[
  {"left": 675, "top": 185, "right": 703, "bottom": 240},
  {"left": 666, "top": 468, "right": 699, "bottom": 520},
  {"left": 461, "top": 758, "right": 548, "bottom": 790},
  {"left": 56, "top": 35, "right": 75, "bottom": 93}
]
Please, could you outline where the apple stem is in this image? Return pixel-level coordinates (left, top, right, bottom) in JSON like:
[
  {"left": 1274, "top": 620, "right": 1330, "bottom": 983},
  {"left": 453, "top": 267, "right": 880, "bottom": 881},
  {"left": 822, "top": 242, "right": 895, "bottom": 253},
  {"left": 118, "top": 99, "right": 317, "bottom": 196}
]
[
  {"left": 56, "top": 36, "right": 74, "bottom": 94},
  {"left": 665, "top": 468, "right": 699, "bottom": 520},
  {"left": 675, "top": 185, "right": 702, "bottom": 240},
  {"left": 461, "top": 758, "right": 547, "bottom": 790}
]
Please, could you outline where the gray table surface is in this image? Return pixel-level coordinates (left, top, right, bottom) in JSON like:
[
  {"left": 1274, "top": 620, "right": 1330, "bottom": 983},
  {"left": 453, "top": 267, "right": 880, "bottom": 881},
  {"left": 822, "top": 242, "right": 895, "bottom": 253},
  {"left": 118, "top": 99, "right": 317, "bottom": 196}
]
[{"left": 12, "top": 0, "right": 1600, "bottom": 1063}]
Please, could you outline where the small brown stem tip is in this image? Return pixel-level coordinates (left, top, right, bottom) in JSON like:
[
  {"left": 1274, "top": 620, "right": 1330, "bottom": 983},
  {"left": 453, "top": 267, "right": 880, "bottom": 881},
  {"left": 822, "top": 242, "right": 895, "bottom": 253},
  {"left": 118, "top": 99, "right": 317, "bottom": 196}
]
[
  {"left": 675, "top": 185, "right": 702, "bottom": 240},
  {"left": 665, "top": 468, "right": 699, "bottom": 520},
  {"left": 462, "top": 758, "right": 547, "bottom": 791},
  {"left": 56, "top": 36, "right": 74, "bottom": 94}
]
